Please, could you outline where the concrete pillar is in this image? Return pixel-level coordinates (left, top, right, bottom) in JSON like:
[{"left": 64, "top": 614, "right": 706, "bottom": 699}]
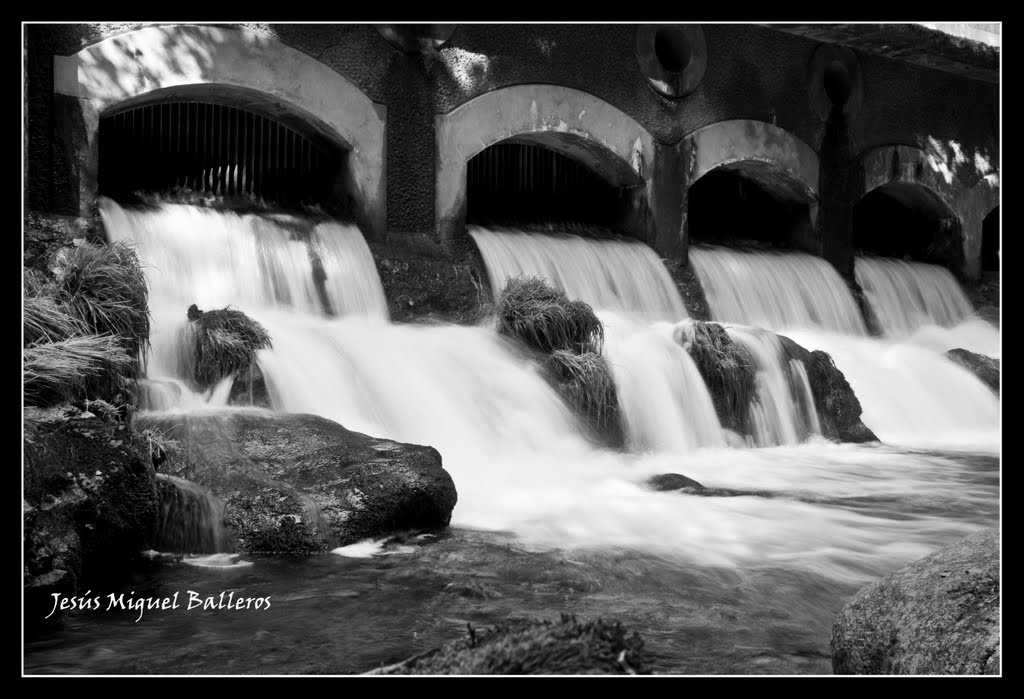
[
  {"left": 384, "top": 51, "right": 436, "bottom": 239},
  {"left": 51, "top": 95, "right": 100, "bottom": 217},
  {"left": 818, "top": 108, "right": 856, "bottom": 280}
]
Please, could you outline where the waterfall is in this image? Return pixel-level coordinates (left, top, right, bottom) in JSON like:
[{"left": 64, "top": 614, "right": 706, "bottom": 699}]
[
  {"left": 469, "top": 226, "right": 687, "bottom": 320},
  {"left": 724, "top": 325, "right": 821, "bottom": 447},
  {"left": 689, "top": 245, "right": 866, "bottom": 334},
  {"left": 101, "top": 198, "right": 998, "bottom": 555},
  {"left": 101, "top": 198, "right": 388, "bottom": 319},
  {"left": 601, "top": 313, "right": 725, "bottom": 453},
  {"left": 153, "top": 473, "right": 232, "bottom": 554},
  {"left": 855, "top": 256, "right": 977, "bottom": 336},
  {"left": 784, "top": 328, "right": 1000, "bottom": 449}
]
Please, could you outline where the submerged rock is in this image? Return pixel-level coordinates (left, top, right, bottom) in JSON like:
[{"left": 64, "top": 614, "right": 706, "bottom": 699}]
[
  {"left": 136, "top": 411, "right": 458, "bottom": 553},
  {"left": 646, "top": 473, "right": 706, "bottom": 492},
  {"left": 365, "top": 614, "right": 647, "bottom": 675},
  {"left": 945, "top": 349, "right": 999, "bottom": 395},
  {"left": 23, "top": 414, "right": 159, "bottom": 627},
  {"left": 831, "top": 527, "right": 1000, "bottom": 675}
]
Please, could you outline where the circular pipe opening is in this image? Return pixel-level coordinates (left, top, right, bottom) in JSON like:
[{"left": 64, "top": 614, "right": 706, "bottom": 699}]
[
  {"left": 654, "top": 28, "right": 691, "bottom": 73},
  {"left": 823, "top": 59, "right": 852, "bottom": 107}
]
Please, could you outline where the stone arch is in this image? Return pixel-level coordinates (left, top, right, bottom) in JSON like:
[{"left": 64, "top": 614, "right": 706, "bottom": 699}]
[
  {"left": 679, "top": 119, "right": 820, "bottom": 253},
  {"left": 52, "top": 24, "right": 386, "bottom": 236},
  {"left": 858, "top": 144, "right": 959, "bottom": 210},
  {"left": 960, "top": 172, "right": 1000, "bottom": 279},
  {"left": 855, "top": 144, "right": 972, "bottom": 276},
  {"left": 435, "top": 84, "right": 656, "bottom": 243}
]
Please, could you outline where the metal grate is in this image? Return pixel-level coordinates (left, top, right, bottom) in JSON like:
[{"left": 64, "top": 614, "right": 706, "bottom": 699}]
[
  {"left": 466, "top": 142, "right": 617, "bottom": 224},
  {"left": 99, "top": 102, "right": 340, "bottom": 206}
]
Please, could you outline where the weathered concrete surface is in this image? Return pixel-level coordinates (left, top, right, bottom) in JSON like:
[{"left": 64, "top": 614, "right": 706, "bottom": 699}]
[
  {"left": 368, "top": 232, "right": 491, "bottom": 324},
  {"left": 831, "top": 527, "right": 1000, "bottom": 675},
  {"left": 678, "top": 119, "right": 819, "bottom": 257},
  {"left": 52, "top": 24, "right": 386, "bottom": 236},
  {"left": 856, "top": 143, "right": 993, "bottom": 278},
  {"left": 763, "top": 24, "right": 999, "bottom": 83},
  {"left": 376, "top": 24, "right": 456, "bottom": 53},
  {"left": 435, "top": 84, "right": 655, "bottom": 244},
  {"left": 634, "top": 24, "right": 707, "bottom": 99},
  {"left": 807, "top": 44, "right": 863, "bottom": 120},
  {"left": 28, "top": 23, "right": 997, "bottom": 269},
  {"left": 957, "top": 174, "right": 1000, "bottom": 281}
]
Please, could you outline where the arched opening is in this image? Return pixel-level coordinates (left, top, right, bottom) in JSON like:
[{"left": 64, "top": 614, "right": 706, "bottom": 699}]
[
  {"left": 52, "top": 24, "right": 386, "bottom": 234},
  {"left": 982, "top": 206, "right": 999, "bottom": 272},
  {"left": 687, "top": 162, "right": 817, "bottom": 250},
  {"left": 97, "top": 89, "right": 348, "bottom": 215},
  {"left": 853, "top": 181, "right": 962, "bottom": 266},
  {"left": 435, "top": 84, "right": 654, "bottom": 245},
  {"left": 465, "top": 135, "right": 629, "bottom": 228}
]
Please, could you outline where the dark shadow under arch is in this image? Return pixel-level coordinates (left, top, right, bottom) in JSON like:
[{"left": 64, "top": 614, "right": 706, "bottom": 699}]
[
  {"left": 982, "top": 206, "right": 999, "bottom": 272},
  {"left": 465, "top": 135, "right": 634, "bottom": 229},
  {"left": 853, "top": 181, "right": 963, "bottom": 268},
  {"left": 687, "top": 161, "right": 818, "bottom": 250}
]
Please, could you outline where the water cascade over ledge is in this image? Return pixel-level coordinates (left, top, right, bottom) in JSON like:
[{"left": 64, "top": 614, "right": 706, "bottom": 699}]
[
  {"left": 854, "top": 256, "right": 976, "bottom": 337},
  {"left": 98, "top": 198, "right": 999, "bottom": 563},
  {"left": 469, "top": 225, "right": 688, "bottom": 321},
  {"left": 689, "top": 245, "right": 867, "bottom": 335}
]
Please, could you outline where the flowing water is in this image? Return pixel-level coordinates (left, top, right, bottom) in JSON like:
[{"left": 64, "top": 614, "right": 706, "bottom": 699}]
[
  {"left": 24, "top": 206, "right": 999, "bottom": 675},
  {"left": 854, "top": 256, "right": 976, "bottom": 337},
  {"left": 689, "top": 245, "right": 867, "bottom": 335}
]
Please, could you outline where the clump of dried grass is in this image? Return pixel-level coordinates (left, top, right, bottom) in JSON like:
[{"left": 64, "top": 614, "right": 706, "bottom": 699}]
[
  {"left": 184, "top": 306, "right": 273, "bottom": 389},
  {"left": 23, "top": 335, "right": 134, "bottom": 407},
  {"left": 50, "top": 240, "right": 150, "bottom": 361},
  {"left": 497, "top": 276, "right": 603, "bottom": 355}
]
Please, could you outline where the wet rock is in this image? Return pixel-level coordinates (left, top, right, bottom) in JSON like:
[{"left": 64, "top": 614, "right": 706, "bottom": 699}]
[
  {"left": 365, "top": 614, "right": 647, "bottom": 675},
  {"left": 675, "top": 320, "right": 757, "bottom": 434},
  {"left": 136, "top": 411, "right": 457, "bottom": 553},
  {"left": 23, "top": 415, "right": 159, "bottom": 627},
  {"left": 945, "top": 349, "right": 999, "bottom": 395},
  {"left": 369, "top": 234, "right": 490, "bottom": 324},
  {"left": 646, "top": 473, "right": 706, "bottom": 492},
  {"left": 831, "top": 527, "right": 1000, "bottom": 675},
  {"left": 776, "top": 334, "right": 878, "bottom": 443}
]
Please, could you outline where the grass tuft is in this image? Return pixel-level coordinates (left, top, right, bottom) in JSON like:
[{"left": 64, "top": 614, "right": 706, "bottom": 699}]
[
  {"left": 23, "top": 335, "right": 134, "bottom": 407},
  {"left": 51, "top": 240, "right": 150, "bottom": 362},
  {"left": 184, "top": 307, "right": 273, "bottom": 389},
  {"left": 23, "top": 296, "right": 89, "bottom": 347},
  {"left": 497, "top": 276, "right": 603, "bottom": 355},
  {"left": 373, "top": 613, "right": 647, "bottom": 675}
]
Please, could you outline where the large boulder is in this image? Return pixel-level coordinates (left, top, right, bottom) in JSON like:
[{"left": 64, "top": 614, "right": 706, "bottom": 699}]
[
  {"left": 945, "top": 349, "right": 999, "bottom": 395},
  {"left": 365, "top": 615, "right": 647, "bottom": 675},
  {"left": 831, "top": 528, "right": 1000, "bottom": 675},
  {"left": 24, "top": 412, "right": 159, "bottom": 627},
  {"left": 675, "top": 321, "right": 757, "bottom": 434},
  {"left": 136, "top": 411, "right": 458, "bottom": 553},
  {"left": 776, "top": 335, "right": 877, "bottom": 443}
]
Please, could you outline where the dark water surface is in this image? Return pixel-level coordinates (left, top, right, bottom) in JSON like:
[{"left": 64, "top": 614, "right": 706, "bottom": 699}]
[{"left": 23, "top": 449, "right": 998, "bottom": 676}]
